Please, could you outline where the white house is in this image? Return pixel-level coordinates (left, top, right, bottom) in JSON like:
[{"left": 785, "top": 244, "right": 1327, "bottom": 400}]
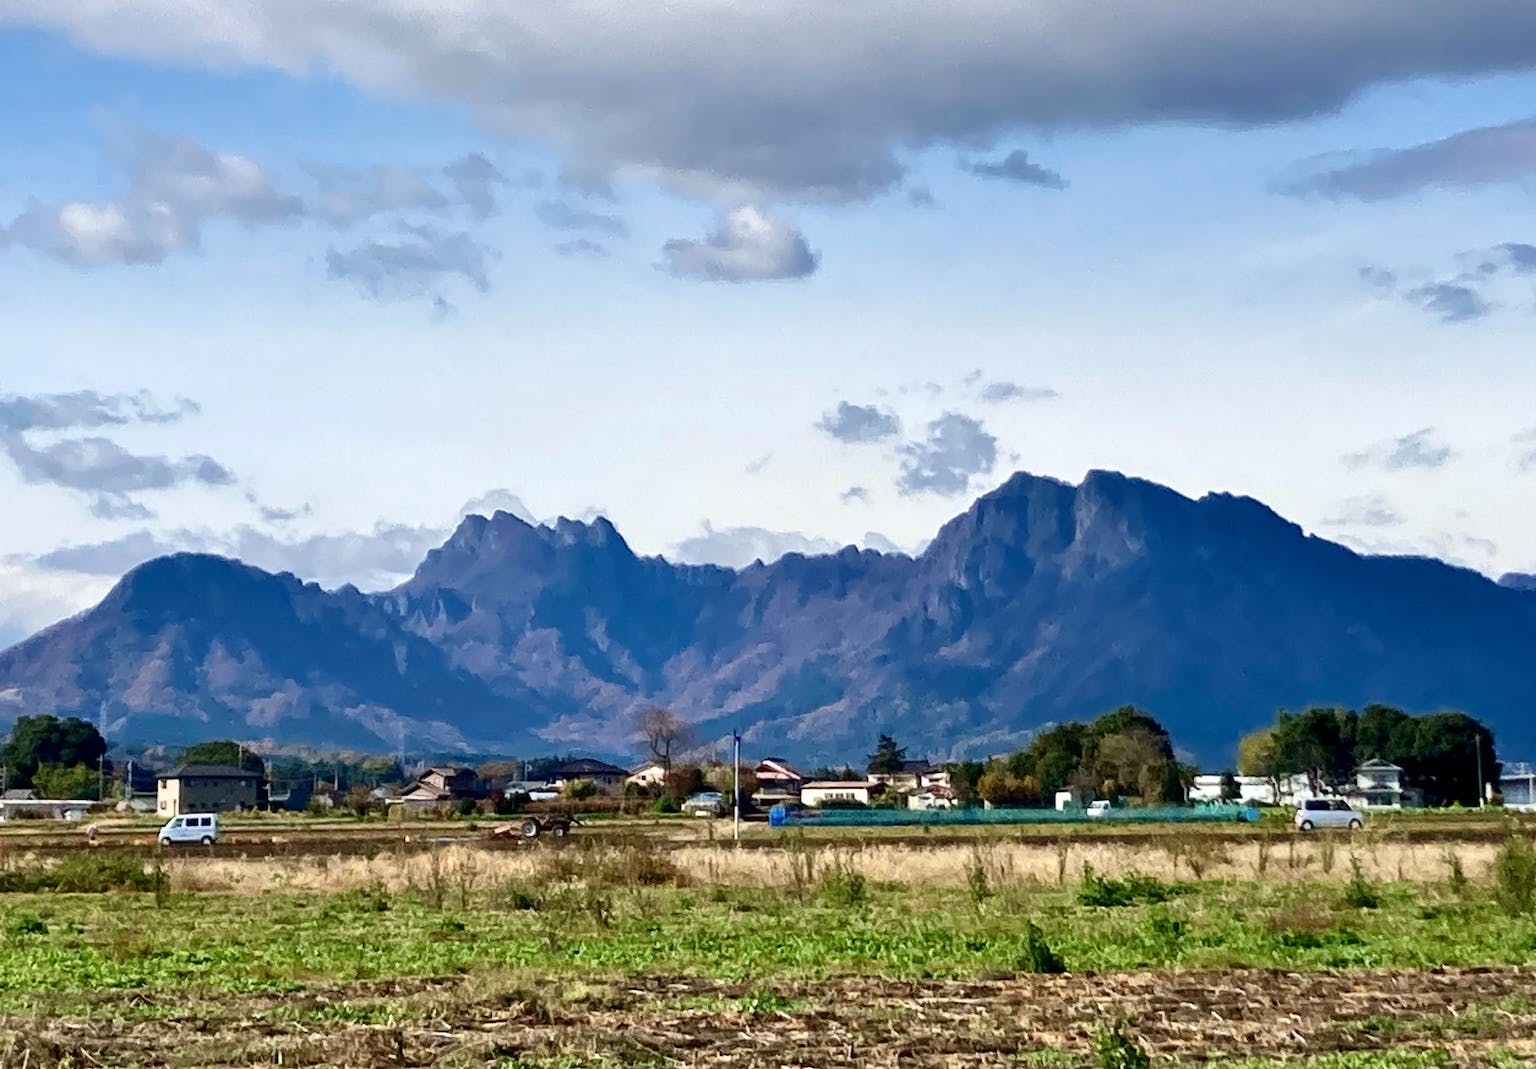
[
  {"left": 1349, "top": 759, "right": 1420, "bottom": 809},
  {"left": 868, "top": 760, "right": 943, "bottom": 793},
  {"left": 1188, "top": 773, "right": 1324, "bottom": 806},
  {"left": 626, "top": 762, "right": 668, "bottom": 791},
  {"left": 1501, "top": 762, "right": 1536, "bottom": 810},
  {"left": 800, "top": 781, "right": 880, "bottom": 807}
]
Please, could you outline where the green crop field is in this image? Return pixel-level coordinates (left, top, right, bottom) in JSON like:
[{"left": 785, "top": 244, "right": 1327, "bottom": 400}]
[{"left": 1, "top": 834, "right": 1535, "bottom": 1067}]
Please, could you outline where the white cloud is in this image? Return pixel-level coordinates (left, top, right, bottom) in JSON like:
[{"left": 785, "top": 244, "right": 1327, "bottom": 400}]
[
  {"left": 4, "top": 128, "right": 299, "bottom": 267},
  {"left": 1342, "top": 428, "right": 1456, "bottom": 472},
  {"left": 663, "top": 206, "right": 818, "bottom": 282},
  {"left": 0, "top": 560, "right": 114, "bottom": 650}
]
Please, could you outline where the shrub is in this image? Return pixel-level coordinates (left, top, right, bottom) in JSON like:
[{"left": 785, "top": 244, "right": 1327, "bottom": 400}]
[
  {"left": 965, "top": 845, "right": 992, "bottom": 906},
  {"left": 1017, "top": 921, "right": 1065, "bottom": 974},
  {"left": 1147, "top": 911, "right": 1187, "bottom": 951},
  {"left": 0, "top": 852, "right": 152, "bottom": 894},
  {"left": 1078, "top": 865, "right": 1177, "bottom": 908},
  {"left": 1096, "top": 1024, "right": 1151, "bottom": 1069},
  {"left": 652, "top": 796, "right": 679, "bottom": 815},
  {"left": 1442, "top": 848, "right": 1469, "bottom": 899},
  {"left": 817, "top": 862, "right": 867, "bottom": 907},
  {"left": 1340, "top": 857, "right": 1381, "bottom": 910},
  {"left": 6, "top": 914, "right": 47, "bottom": 937},
  {"left": 1494, "top": 833, "right": 1536, "bottom": 917}
]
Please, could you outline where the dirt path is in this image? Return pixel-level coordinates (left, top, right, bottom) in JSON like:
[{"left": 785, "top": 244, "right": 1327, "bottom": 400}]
[{"left": 3, "top": 967, "right": 1534, "bottom": 1067}]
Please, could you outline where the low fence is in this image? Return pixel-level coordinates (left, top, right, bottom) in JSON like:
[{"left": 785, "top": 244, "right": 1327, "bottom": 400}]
[{"left": 768, "top": 803, "right": 1260, "bottom": 828}]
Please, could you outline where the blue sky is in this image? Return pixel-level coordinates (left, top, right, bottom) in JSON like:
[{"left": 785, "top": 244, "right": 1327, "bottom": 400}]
[{"left": 3, "top": 2, "right": 1536, "bottom": 644}]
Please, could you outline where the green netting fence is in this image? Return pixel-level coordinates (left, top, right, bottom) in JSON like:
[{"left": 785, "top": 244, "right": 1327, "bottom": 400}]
[{"left": 768, "top": 803, "right": 1260, "bottom": 828}]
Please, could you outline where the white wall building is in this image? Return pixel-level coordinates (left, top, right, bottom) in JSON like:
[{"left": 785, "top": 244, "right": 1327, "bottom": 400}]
[{"left": 799, "top": 781, "right": 878, "bottom": 807}]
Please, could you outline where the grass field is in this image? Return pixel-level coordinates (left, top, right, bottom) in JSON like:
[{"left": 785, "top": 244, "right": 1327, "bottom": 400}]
[{"left": 2, "top": 828, "right": 1536, "bottom": 1067}]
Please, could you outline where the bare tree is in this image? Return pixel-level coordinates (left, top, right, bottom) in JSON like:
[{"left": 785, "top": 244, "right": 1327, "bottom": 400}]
[{"left": 633, "top": 706, "right": 693, "bottom": 786}]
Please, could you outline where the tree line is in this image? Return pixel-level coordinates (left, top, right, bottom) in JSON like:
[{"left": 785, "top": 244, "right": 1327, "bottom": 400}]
[
  {"left": 1238, "top": 705, "right": 1495, "bottom": 807},
  {"left": 943, "top": 706, "right": 1186, "bottom": 807}
]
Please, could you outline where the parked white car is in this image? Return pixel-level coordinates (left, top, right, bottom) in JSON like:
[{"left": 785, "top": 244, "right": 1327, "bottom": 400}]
[
  {"left": 1086, "top": 800, "right": 1113, "bottom": 818},
  {"left": 682, "top": 791, "right": 725, "bottom": 817},
  {"left": 1294, "top": 798, "right": 1364, "bottom": 831},
  {"left": 159, "top": 813, "right": 220, "bottom": 846}
]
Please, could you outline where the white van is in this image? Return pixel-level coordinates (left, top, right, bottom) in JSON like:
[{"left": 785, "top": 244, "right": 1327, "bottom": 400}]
[{"left": 158, "top": 813, "right": 220, "bottom": 846}]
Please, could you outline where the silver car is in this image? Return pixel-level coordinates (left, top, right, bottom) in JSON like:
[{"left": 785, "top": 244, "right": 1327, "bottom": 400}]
[
  {"left": 682, "top": 791, "right": 725, "bottom": 817},
  {"left": 1294, "top": 798, "right": 1364, "bottom": 831}
]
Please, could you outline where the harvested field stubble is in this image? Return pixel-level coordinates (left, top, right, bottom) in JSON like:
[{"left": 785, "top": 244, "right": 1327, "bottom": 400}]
[{"left": 141, "top": 835, "right": 1503, "bottom": 895}]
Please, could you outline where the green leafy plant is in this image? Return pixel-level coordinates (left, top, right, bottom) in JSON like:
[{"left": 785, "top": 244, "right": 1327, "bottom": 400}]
[
  {"left": 817, "top": 862, "right": 867, "bottom": 908},
  {"left": 6, "top": 914, "right": 47, "bottom": 937},
  {"left": 1340, "top": 857, "right": 1381, "bottom": 910},
  {"left": 965, "top": 844, "right": 992, "bottom": 906},
  {"left": 1441, "top": 847, "right": 1468, "bottom": 899},
  {"left": 1493, "top": 833, "right": 1536, "bottom": 917},
  {"left": 1078, "top": 864, "right": 1177, "bottom": 908},
  {"left": 1017, "top": 921, "right": 1065, "bottom": 974},
  {"left": 1096, "top": 1023, "right": 1150, "bottom": 1069}
]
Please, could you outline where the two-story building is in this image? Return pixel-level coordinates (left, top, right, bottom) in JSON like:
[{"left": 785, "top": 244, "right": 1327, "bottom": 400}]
[
  {"left": 157, "top": 764, "right": 260, "bottom": 816},
  {"left": 1349, "top": 758, "right": 1421, "bottom": 809},
  {"left": 867, "top": 759, "right": 944, "bottom": 794},
  {"left": 753, "top": 758, "right": 805, "bottom": 805}
]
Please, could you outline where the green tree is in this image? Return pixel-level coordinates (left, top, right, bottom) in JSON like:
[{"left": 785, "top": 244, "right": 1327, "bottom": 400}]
[
  {"left": 1012, "top": 722, "right": 1089, "bottom": 796},
  {"left": 1, "top": 715, "right": 106, "bottom": 789},
  {"left": 1273, "top": 707, "right": 1357, "bottom": 794},
  {"left": 1094, "top": 727, "right": 1178, "bottom": 804},
  {"left": 344, "top": 784, "right": 374, "bottom": 818},
  {"left": 977, "top": 763, "right": 1037, "bottom": 806},
  {"left": 1237, "top": 726, "right": 1284, "bottom": 803},
  {"left": 1388, "top": 712, "right": 1496, "bottom": 806},
  {"left": 1219, "top": 771, "right": 1240, "bottom": 802},
  {"left": 867, "top": 734, "right": 907, "bottom": 775},
  {"left": 32, "top": 763, "right": 100, "bottom": 800},
  {"left": 177, "top": 740, "right": 265, "bottom": 777},
  {"left": 948, "top": 760, "right": 985, "bottom": 805},
  {"left": 1354, "top": 704, "right": 1408, "bottom": 761}
]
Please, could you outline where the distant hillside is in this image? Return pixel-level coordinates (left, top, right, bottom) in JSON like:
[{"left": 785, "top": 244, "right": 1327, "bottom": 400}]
[{"left": 3, "top": 470, "right": 1535, "bottom": 764}]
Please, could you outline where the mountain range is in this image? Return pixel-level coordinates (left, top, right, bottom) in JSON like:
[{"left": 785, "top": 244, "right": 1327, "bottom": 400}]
[{"left": 3, "top": 470, "right": 1534, "bottom": 766}]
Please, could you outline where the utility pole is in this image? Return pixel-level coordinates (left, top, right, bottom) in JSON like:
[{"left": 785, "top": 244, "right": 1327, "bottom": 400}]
[
  {"left": 1477, "top": 735, "right": 1486, "bottom": 808},
  {"left": 97, "top": 754, "right": 105, "bottom": 802},
  {"left": 732, "top": 730, "right": 741, "bottom": 843}
]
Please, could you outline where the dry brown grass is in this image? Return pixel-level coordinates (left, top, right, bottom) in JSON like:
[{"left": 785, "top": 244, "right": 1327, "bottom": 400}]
[{"left": 161, "top": 834, "right": 1501, "bottom": 895}]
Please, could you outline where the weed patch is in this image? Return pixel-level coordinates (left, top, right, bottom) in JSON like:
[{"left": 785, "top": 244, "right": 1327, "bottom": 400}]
[{"left": 1078, "top": 865, "right": 1178, "bottom": 908}]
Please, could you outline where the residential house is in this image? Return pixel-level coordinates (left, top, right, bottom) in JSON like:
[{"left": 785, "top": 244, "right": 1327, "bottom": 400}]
[
  {"left": 1054, "top": 785, "right": 1094, "bottom": 810},
  {"left": 800, "top": 780, "right": 882, "bottom": 808},
  {"left": 391, "top": 782, "right": 456, "bottom": 813},
  {"left": 626, "top": 761, "right": 669, "bottom": 791},
  {"left": 867, "top": 759, "right": 941, "bottom": 793},
  {"left": 157, "top": 765, "right": 260, "bottom": 816},
  {"left": 1501, "top": 762, "right": 1536, "bottom": 809},
  {"left": 908, "top": 785, "right": 956, "bottom": 811},
  {"left": 266, "top": 781, "right": 314, "bottom": 812},
  {"left": 549, "top": 758, "right": 631, "bottom": 796},
  {"left": 1348, "top": 759, "right": 1421, "bottom": 809},
  {"left": 753, "top": 758, "right": 804, "bottom": 805},
  {"left": 421, "top": 766, "right": 479, "bottom": 797},
  {"left": 1188, "top": 773, "right": 1317, "bottom": 807}
]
